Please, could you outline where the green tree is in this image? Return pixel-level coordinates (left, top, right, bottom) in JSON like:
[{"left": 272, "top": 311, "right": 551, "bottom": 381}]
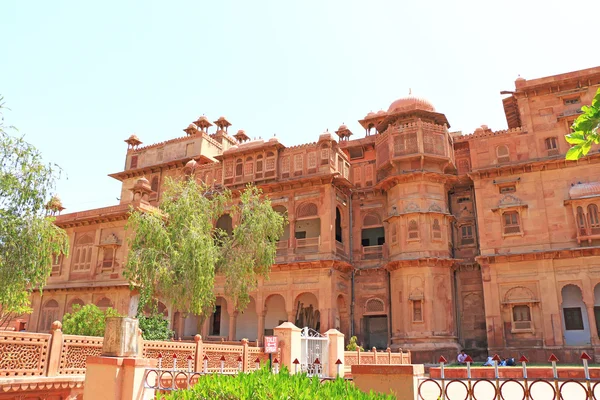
[
  {"left": 138, "top": 313, "right": 174, "bottom": 341},
  {"left": 125, "top": 177, "right": 285, "bottom": 318},
  {"left": 0, "top": 97, "right": 69, "bottom": 328},
  {"left": 565, "top": 87, "right": 600, "bottom": 160},
  {"left": 62, "top": 304, "right": 121, "bottom": 336},
  {"left": 346, "top": 336, "right": 364, "bottom": 351}
]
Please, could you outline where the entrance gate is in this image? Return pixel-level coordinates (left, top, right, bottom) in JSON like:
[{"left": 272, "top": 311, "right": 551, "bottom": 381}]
[{"left": 300, "top": 327, "right": 329, "bottom": 377}]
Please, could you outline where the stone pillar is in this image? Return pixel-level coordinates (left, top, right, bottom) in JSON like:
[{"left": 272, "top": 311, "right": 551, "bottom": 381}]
[
  {"left": 325, "top": 329, "right": 345, "bottom": 377},
  {"left": 84, "top": 356, "right": 157, "bottom": 400},
  {"left": 273, "top": 322, "right": 302, "bottom": 374},
  {"left": 47, "top": 321, "right": 63, "bottom": 376},
  {"left": 586, "top": 305, "right": 600, "bottom": 346},
  {"left": 287, "top": 311, "right": 296, "bottom": 325},
  {"left": 194, "top": 334, "right": 204, "bottom": 371},
  {"left": 257, "top": 312, "right": 266, "bottom": 346},
  {"left": 228, "top": 312, "right": 238, "bottom": 341},
  {"left": 83, "top": 317, "right": 156, "bottom": 400},
  {"left": 352, "top": 364, "right": 425, "bottom": 400}
]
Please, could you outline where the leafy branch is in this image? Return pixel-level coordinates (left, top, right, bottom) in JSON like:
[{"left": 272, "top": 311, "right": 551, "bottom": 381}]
[{"left": 565, "top": 87, "right": 600, "bottom": 160}]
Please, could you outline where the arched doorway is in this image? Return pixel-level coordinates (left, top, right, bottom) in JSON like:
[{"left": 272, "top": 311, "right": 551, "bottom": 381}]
[
  {"left": 294, "top": 292, "right": 319, "bottom": 331},
  {"left": 40, "top": 299, "right": 59, "bottom": 332},
  {"left": 594, "top": 284, "right": 600, "bottom": 339},
  {"left": 561, "top": 284, "right": 591, "bottom": 346},
  {"left": 216, "top": 214, "right": 233, "bottom": 237},
  {"left": 264, "top": 294, "right": 287, "bottom": 337},
  {"left": 236, "top": 297, "right": 258, "bottom": 341},
  {"left": 335, "top": 208, "right": 343, "bottom": 243},
  {"left": 209, "top": 297, "right": 230, "bottom": 338}
]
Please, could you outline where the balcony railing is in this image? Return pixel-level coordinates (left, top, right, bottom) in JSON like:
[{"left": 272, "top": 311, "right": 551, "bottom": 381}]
[
  {"left": 295, "top": 236, "right": 320, "bottom": 253},
  {"left": 276, "top": 240, "right": 289, "bottom": 256},
  {"left": 362, "top": 245, "right": 384, "bottom": 260}
]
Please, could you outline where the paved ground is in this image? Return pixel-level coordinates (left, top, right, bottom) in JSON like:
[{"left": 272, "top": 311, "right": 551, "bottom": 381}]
[{"left": 417, "top": 378, "right": 598, "bottom": 399}]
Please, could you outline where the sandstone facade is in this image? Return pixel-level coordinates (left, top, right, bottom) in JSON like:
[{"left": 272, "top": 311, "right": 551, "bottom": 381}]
[{"left": 27, "top": 66, "right": 600, "bottom": 363}]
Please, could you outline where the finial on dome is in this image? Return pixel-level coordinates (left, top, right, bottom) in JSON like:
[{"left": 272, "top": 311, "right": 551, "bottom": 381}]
[{"left": 409, "top": 88, "right": 412, "bottom": 96}]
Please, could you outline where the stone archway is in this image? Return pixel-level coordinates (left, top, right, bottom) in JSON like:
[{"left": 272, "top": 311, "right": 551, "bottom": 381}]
[
  {"left": 236, "top": 297, "right": 258, "bottom": 341},
  {"left": 264, "top": 294, "right": 287, "bottom": 337},
  {"left": 336, "top": 294, "right": 349, "bottom": 338},
  {"left": 294, "top": 292, "right": 319, "bottom": 331},
  {"left": 561, "top": 284, "right": 591, "bottom": 346},
  {"left": 209, "top": 297, "right": 230, "bottom": 338}
]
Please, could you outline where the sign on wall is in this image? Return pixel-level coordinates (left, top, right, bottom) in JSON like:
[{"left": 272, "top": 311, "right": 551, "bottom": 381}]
[{"left": 264, "top": 336, "right": 278, "bottom": 353}]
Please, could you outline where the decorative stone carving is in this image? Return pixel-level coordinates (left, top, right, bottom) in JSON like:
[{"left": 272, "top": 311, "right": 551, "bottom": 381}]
[
  {"left": 404, "top": 202, "right": 420, "bottom": 213},
  {"left": 498, "top": 194, "right": 522, "bottom": 208},
  {"left": 428, "top": 203, "right": 442, "bottom": 212}
]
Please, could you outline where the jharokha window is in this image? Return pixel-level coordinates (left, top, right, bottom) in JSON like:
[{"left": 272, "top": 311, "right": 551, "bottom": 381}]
[
  {"left": 432, "top": 219, "right": 442, "bottom": 240},
  {"left": 502, "top": 211, "right": 521, "bottom": 235},
  {"left": 408, "top": 220, "right": 419, "bottom": 240},
  {"left": 460, "top": 225, "right": 474, "bottom": 245},
  {"left": 589, "top": 204, "right": 600, "bottom": 235},
  {"left": 51, "top": 254, "right": 63, "bottom": 276},
  {"left": 72, "top": 234, "right": 94, "bottom": 271},
  {"left": 511, "top": 305, "right": 532, "bottom": 331},
  {"left": 496, "top": 145, "right": 510, "bottom": 164}
]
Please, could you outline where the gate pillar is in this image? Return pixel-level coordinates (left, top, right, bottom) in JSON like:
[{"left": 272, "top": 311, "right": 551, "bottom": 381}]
[
  {"left": 325, "top": 329, "right": 345, "bottom": 377},
  {"left": 273, "top": 322, "right": 302, "bottom": 374}
]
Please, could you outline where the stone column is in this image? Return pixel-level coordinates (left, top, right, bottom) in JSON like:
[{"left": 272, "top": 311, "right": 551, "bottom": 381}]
[
  {"left": 273, "top": 322, "right": 302, "bottom": 374},
  {"left": 228, "top": 311, "right": 238, "bottom": 341},
  {"left": 586, "top": 305, "right": 600, "bottom": 346},
  {"left": 47, "top": 321, "right": 63, "bottom": 376},
  {"left": 287, "top": 311, "right": 296, "bottom": 325},
  {"left": 325, "top": 329, "right": 345, "bottom": 377},
  {"left": 257, "top": 312, "right": 266, "bottom": 345}
]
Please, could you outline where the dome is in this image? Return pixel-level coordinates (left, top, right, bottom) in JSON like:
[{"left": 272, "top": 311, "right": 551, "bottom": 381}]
[
  {"left": 187, "top": 123, "right": 198, "bottom": 130},
  {"left": 377, "top": 109, "right": 386, "bottom": 115},
  {"left": 569, "top": 182, "right": 600, "bottom": 199},
  {"left": 184, "top": 160, "right": 197, "bottom": 171},
  {"left": 268, "top": 136, "right": 279, "bottom": 143},
  {"left": 366, "top": 111, "right": 376, "bottom": 118},
  {"left": 387, "top": 95, "right": 435, "bottom": 113},
  {"left": 338, "top": 124, "right": 348, "bottom": 130},
  {"left": 137, "top": 177, "right": 150, "bottom": 185},
  {"left": 128, "top": 134, "right": 140, "bottom": 141}
]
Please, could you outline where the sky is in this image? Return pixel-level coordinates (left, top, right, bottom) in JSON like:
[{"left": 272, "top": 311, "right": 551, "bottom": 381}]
[{"left": 1, "top": 0, "right": 599, "bottom": 212}]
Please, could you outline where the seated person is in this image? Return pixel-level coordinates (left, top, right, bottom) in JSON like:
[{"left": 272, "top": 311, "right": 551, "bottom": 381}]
[
  {"left": 506, "top": 357, "right": 516, "bottom": 366},
  {"left": 483, "top": 356, "right": 494, "bottom": 366},
  {"left": 457, "top": 350, "right": 468, "bottom": 364}
]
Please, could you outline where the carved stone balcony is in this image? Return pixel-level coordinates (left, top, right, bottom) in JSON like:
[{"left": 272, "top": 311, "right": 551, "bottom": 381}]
[{"left": 295, "top": 236, "right": 320, "bottom": 254}]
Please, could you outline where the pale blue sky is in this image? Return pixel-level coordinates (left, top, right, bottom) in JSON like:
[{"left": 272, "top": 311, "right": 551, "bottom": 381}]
[{"left": 1, "top": 0, "right": 599, "bottom": 212}]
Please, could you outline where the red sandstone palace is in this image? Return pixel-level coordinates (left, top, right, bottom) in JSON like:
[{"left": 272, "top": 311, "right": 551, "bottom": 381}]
[{"left": 28, "top": 66, "right": 600, "bottom": 363}]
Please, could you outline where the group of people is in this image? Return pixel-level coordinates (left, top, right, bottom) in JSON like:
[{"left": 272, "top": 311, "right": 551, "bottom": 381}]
[{"left": 456, "top": 351, "right": 516, "bottom": 366}]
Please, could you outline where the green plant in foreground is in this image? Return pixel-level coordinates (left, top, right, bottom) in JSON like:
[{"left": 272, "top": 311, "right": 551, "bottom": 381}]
[
  {"left": 160, "top": 367, "right": 394, "bottom": 400},
  {"left": 61, "top": 304, "right": 121, "bottom": 336},
  {"left": 346, "top": 335, "right": 364, "bottom": 351}
]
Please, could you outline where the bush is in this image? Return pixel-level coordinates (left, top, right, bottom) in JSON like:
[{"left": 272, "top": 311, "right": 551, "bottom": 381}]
[
  {"left": 138, "top": 313, "right": 174, "bottom": 341},
  {"left": 160, "top": 367, "right": 393, "bottom": 400},
  {"left": 62, "top": 304, "right": 121, "bottom": 336},
  {"left": 346, "top": 336, "right": 364, "bottom": 351}
]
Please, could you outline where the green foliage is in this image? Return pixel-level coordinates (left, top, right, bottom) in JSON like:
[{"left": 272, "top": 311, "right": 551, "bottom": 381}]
[
  {"left": 160, "top": 367, "right": 394, "bottom": 400},
  {"left": 0, "top": 97, "right": 69, "bottom": 327},
  {"left": 138, "top": 313, "right": 174, "bottom": 341},
  {"left": 565, "top": 87, "right": 600, "bottom": 160},
  {"left": 62, "top": 304, "right": 121, "bottom": 336},
  {"left": 125, "top": 178, "right": 286, "bottom": 317},
  {"left": 346, "top": 336, "right": 364, "bottom": 351}
]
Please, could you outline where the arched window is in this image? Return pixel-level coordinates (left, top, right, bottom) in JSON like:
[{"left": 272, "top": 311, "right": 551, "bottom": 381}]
[
  {"left": 72, "top": 234, "right": 94, "bottom": 271},
  {"left": 408, "top": 220, "right": 419, "bottom": 240},
  {"left": 432, "top": 219, "right": 441, "bottom": 240},
  {"left": 40, "top": 300, "right": 59, "bottom": 331},
  {"left": 320, "top": 145, "right": 329, "bottom": 165},
  {"left": 577, "top": 206, "right": 587, "bottom": 235},
  {"left": 297, "top": 202, "right": 318, "bottom": 219},
  {"left": 244, "top": 156, "right": 254, "bottom": 175},
  {"left": 363, "top": 213, "right": 381, "bottom": 227},
  {"left": 496, "top": 145, "right": 510, "bottom": 164},
  {"left": 588, "top": 204, "right": 600, "bottom": 235},
  {"left": 391, "top": 223, "right": 397, "bottom": 243},
  {"left": 235, "top": 158, "right": 243, "bottom": 176},
  {"left": 512, "top": 305, "right": 532, "bottom": 330},
  {"left": 151, "top": 176, "right": 159, "bottom": 192},
  {"left": 96, "top": 297, "right": 113, "bottom": 311},
  {"left": 256, "top": 154, "right": 263, "bottom": 173},
  {"left": 335, "top": 207, "right": 342, "bottom": 243},
  {"left": 365, "top": 298, "right": 385, "bottom": 314}
]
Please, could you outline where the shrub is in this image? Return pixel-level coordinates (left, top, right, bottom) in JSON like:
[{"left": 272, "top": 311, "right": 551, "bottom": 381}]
[
  {"left": 62, "top": 304, "right": 121, "bottom": 336},
  {"left": 138, "top": 313, "right": 174, "bottom": 341},
  {"left": 160, "top": 367, "right": 393, "bottom": 400},
  {"left": 346, "top": 336, "right": 364, "bottom": 351}
]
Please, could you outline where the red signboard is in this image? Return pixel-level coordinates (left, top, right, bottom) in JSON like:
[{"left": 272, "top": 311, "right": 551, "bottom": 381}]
[{"left": 264, "top": 336, "right": 278, "bottom": 353}]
